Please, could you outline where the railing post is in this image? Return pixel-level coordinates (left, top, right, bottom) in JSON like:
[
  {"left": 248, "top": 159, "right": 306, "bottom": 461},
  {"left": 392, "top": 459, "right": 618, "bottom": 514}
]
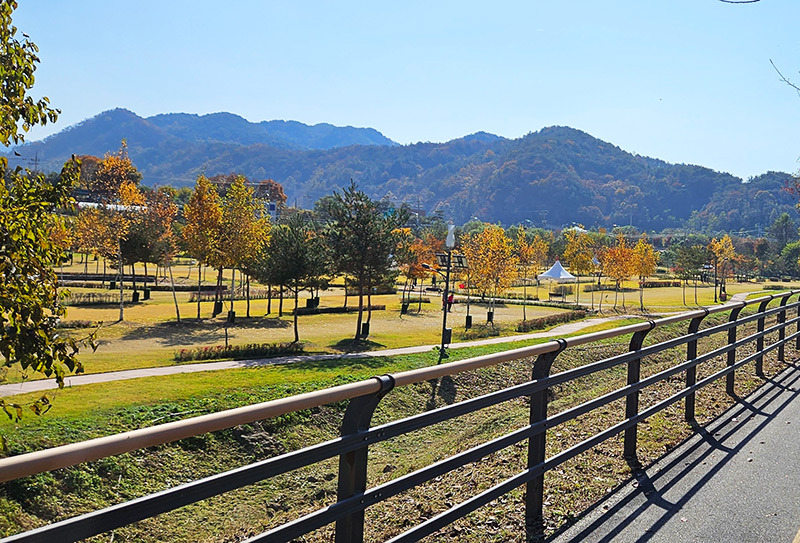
[
  {"left": 725, "top": 305, "right": 744, "bottom": 396},
  {"left": 335, "top": 375, "right": 395, "bottom": 543},
  {"left": 796, "top": 292, "right": 800, "bottom": 350},
  {"left": 685, "top": 309, "right": 708, "bottom": 422},
  {"left": 624, "top": 321, "right": 655, "bottom": 467},
  {"left": 526, "top": 339, "right": 567, "bottom": 542},
  {"left": 755, "top": 297, "right": 772, "bottom": 378},
  {"left": 777, "top": 294, "right": 789, "bottom": 362}
]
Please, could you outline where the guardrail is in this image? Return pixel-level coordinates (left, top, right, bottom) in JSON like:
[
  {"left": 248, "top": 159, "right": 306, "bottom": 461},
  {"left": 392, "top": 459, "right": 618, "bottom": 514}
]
[{"left": 1, "top": 291, "right": 799, "bottom": 543}]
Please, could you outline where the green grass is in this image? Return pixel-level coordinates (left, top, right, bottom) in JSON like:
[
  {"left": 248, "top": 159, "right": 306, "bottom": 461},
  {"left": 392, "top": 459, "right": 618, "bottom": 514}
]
[{"left": 0, "top": 310, "right": 794, "bottom": 542}]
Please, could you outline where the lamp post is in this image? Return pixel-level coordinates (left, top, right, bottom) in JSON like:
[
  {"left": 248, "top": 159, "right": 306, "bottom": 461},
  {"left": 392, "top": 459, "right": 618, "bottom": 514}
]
[{"left": 423, "top": 226, "right": 469, "bottom": 362}]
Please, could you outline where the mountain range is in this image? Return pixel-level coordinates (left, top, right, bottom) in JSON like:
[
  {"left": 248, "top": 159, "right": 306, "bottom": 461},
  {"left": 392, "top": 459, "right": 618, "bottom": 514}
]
[{"left": 7, "top": 108, "right": 797, "bottom": 233}]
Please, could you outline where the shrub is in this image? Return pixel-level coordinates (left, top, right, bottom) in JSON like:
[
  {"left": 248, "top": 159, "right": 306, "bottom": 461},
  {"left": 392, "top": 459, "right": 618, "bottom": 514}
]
[
  {"left": 763, "top": 284, "right": 790, "bottom": 290},
  {"left": 516, "top": 310, "right": 587, "bottom": 333},
  {"left": 293, "top": 304, "right": 386, "bottom": 316},
  {"left": 639, "top": 281, "right": 681, "bottom": 288},
  {"left": 174, "top": 342, "right": 304, "bottom": 362}
]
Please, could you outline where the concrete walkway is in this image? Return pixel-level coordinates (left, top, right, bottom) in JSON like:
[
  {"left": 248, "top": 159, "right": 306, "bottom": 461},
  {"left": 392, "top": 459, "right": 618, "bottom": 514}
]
[
  {"left": 0, "top": 315, "right": 629, "bottom": 397},
  {"left": 549, "top": 361, "right": 800, "bottom": 543}
]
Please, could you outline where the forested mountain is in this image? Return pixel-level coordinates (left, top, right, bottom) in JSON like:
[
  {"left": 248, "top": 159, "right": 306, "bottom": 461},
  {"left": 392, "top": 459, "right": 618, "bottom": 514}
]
[{"left": 8, "top": 110, "right": 798, "bottom": 232}]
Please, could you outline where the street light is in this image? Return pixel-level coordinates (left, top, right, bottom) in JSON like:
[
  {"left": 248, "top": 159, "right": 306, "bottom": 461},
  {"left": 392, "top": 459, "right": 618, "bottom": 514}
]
[{"left": 422, "top": 226, "right": 468, "bottom": 362}]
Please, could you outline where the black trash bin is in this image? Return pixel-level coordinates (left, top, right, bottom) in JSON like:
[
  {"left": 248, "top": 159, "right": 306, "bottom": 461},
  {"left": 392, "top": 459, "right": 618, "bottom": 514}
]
[
  {"left": 465, "top": 315, "right": 472, "bottom": 329},
  {"left": 487, "top": 311, "right": 494, "bottom": 323},
  {"left": 361, "top": 322, "right": 370, "bottom": 338},
  {"left": 143, "top": 288, "right": 151, "bottom": 300},
  {"left": 227, "top": 310, "right": 236, "bottom": 323},
  {"left": 132, "top": 290, "right": 140, "bottom": 303}
]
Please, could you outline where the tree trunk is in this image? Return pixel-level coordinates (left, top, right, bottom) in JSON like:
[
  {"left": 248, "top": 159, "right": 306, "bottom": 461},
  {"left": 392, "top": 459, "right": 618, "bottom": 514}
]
[
  {"left": 143, "top": 262, "right": 148, "bottom": 291},
  {"left": 343, "top": 277, "right": 349, "bottom": 308},
  {"left": 279, "top": 285, "right": 284, "bottom": 317},
  {"left": 639, "top": 278, "right": 644, "bottom": 311},
  {"left": 213, "top": 267, "right": 223, "bottom": 316},
  {"left": 522, "top": 279, "right": 527, "bottom": 321},
  {"left": 246, "top": 275, "right": 251, "bottom": 318},
  {"left": 355, "top": 281, "right": 364, "bottom": 340},
  {"left": 131, "top": 263, "right": 137, "bottom": 293},
  {"left": 118, "top": 238, "right": 124, "bottom": 322},
  {"left": 230, "top": 267, "right": 236, "bottom": 317},
  {"left": 197, "top": 264, "right": 202, "bottom": 319},
  {"left": 267, "top": 283, "right": 272, "bottom": 315},
  {"left": 169, "top": 263, "right": 181, "bottom": 323},
  {"left": 293, "top": 280, "right": 300, "bottom": 343}
]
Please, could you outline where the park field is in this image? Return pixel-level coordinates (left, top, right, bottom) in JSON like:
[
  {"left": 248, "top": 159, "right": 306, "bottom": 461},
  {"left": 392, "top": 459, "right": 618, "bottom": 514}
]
[{"left": 36, "top": 258, "right": 799, "bottom": 384}]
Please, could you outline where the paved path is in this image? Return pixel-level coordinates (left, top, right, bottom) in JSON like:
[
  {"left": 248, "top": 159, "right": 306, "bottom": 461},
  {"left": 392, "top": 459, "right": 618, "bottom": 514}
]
[
  {"left": 0, "top": 315, "right": 630, "bottom": 397},
  {"left": 550, "top": 361, "right": 800, "bottom": 543}
]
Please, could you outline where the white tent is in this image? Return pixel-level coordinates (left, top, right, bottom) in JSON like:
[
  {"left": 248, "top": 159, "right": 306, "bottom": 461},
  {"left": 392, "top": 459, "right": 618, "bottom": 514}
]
[{"left": 537, "top": 260, "right": 576, "bottom": 282}]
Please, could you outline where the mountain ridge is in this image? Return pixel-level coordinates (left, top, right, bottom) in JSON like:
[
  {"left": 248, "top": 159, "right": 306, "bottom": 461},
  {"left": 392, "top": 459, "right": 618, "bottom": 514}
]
[{"left": 6, "top": 110, "right": 795, "bottom": 232}]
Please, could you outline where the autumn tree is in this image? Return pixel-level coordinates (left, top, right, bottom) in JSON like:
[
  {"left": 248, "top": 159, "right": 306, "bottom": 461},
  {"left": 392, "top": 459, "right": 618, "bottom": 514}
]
[
  {"left": 463, "top": 224, "right": 518, "bottom": 321},
  {"left": 708, "top": 234, "right": 736, "bottom": 302},
  {"left": 632, "top": 233, "right": 659, "bottom": 310},
  {"left": 218, "top": 176, "right": 269, "bottom": 321},
  {"left": 516, "top": 228, "right": 533, "bottom": 320},
  {"left": 321, "top": 182, "right": 407, "bottom": 340},
  {"left": 183, "top": 175, "right": 223, "bottom": 319},
  {"left": 143, "top": 188, "right": 180, "bottom": 321},
  {"left": 602, "top": 234, "right": 634, "bottom": 310},
  {"left": 562, "top": 228, "right": 593, "bottom": 305}
]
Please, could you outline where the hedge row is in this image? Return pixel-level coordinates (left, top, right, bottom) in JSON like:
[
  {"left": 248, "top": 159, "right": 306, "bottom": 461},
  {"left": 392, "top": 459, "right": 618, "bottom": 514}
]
[
  {"left": 293, "top": 304, "right": 386, "bottom": 316},
  {"left": 189, "top": 288, "right": 272, "bottom": 302},
  {"left": 174, "top": 342, "right": 304, "bottom": 362},
  {"left": 763, "top": 285, "right": 791, "bottom": 291},
  {"left": 60, "top": 281, "right": 221, "bottom": 292},
  {"left": 516, "top": 310, "right": 587, "bottom": 333},
  {"left": 640, "top": 281, "right": 682, "bottom": 288}
]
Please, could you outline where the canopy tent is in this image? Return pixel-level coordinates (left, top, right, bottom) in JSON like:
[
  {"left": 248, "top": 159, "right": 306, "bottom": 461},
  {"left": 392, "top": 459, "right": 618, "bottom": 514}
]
[{"left": 537, "top": 260, "right": 576, "bottom": 282}]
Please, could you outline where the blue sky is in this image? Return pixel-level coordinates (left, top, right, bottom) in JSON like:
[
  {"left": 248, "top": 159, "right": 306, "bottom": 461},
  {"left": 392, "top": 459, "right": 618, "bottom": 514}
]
[{"left": 14, "top": 1, "right": 800, "bottom": 179}]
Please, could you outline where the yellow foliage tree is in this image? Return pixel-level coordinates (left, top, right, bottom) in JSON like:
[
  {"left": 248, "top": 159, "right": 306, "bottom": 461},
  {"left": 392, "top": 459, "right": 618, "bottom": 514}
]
[
  {"left": 463, "top": 224, "right": 518, "bottom": 321},
  {"left": 563, "top": 228, "right": 593, "bottom": 305},
  {"left": 602, "top": 234, "right": 634, "bottom": 310},
  {"left": 708, "top": 234, "right": 736, "bottom": 302},
  {"left": 183, "top": 174, "right": 223, "bottom": 319}
]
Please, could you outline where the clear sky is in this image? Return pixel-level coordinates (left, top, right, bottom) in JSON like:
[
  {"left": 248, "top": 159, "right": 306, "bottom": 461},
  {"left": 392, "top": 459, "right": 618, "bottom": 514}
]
[{"left": 13, "top": 0, "right": 800, "bottom": 180}]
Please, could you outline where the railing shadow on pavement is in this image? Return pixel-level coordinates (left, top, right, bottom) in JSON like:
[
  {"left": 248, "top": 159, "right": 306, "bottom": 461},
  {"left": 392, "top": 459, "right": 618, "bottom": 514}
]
[{"left": 546, "top": 362, "right": 800, "bottom": 543}]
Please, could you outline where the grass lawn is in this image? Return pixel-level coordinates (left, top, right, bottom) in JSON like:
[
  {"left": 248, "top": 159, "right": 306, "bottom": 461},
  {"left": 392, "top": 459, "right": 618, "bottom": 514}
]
[
  {"left": 42, "top": 258, "right": 798, "bottom": 384},
  {"left": 2, "top": 317, "right": 642, "bottom": 436}
]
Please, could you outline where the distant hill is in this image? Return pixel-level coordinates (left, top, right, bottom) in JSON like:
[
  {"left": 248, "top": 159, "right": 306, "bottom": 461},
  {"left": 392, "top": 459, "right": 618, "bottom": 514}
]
[{"left": 7, "top": 111, "right": 796, "bottom": 232}]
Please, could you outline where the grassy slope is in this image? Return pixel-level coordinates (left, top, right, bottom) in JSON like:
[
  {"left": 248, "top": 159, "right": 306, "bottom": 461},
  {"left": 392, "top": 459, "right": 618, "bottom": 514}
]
[{"left": 1, "top": 312, "right": 794, "bottom": 542}]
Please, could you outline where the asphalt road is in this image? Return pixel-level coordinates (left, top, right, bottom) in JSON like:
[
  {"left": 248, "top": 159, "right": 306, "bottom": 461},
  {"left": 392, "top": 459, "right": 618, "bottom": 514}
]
[{"left": 550, "top": 362, "right": 800, "bottom": 543}]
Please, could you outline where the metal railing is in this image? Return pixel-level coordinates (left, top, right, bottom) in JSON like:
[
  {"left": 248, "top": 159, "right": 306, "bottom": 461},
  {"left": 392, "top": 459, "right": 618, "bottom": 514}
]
[{"left": 1, "top": 291, "right": 799, "bottom": 543}]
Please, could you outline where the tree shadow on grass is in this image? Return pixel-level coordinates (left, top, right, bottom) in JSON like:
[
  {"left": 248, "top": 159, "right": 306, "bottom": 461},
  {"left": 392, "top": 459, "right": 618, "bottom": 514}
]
[
  {"left": 330, "top": 338, "right": 387, "bottom": 353},
  {"left": 116, "top": 317, "right": 290, "bottom": 346},
  {"left": 286, "top": 355, "right": 388, "bottom": 372}
]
